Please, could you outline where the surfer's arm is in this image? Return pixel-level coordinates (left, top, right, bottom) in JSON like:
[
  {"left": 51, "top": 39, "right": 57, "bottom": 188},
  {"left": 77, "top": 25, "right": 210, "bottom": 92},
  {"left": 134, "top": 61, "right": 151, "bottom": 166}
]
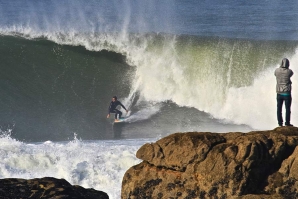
[{"left": 119, "top": 102, "right": 128, "bottom": 111}]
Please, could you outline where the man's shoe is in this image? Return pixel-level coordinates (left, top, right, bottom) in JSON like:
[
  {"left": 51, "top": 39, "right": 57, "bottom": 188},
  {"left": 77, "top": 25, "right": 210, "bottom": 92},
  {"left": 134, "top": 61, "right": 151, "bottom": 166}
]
[
  {"left": 278, "top": 123, "right": 283, "bottom": 127},
  {"left": 285, "top": 123, "right": 294, "bottom": 126}
]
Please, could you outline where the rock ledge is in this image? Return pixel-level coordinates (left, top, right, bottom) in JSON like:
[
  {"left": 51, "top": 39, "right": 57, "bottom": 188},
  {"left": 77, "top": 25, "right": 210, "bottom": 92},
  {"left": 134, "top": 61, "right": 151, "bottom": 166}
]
[
  {"left": 0, "top": 177, "right": 109, "bottom": 199},
  {"left": 122, "top": 127, "right": 298, "bottom": 199}
]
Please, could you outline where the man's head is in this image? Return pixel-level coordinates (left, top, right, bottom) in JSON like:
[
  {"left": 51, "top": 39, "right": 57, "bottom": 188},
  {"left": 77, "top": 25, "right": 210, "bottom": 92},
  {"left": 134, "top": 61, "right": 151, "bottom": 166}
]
[
  {"left": 112, "top": 96, "right": 117, "bottom": 102},
  {"left": 281, "top": 58, "right": 290, "bottom": 68}
]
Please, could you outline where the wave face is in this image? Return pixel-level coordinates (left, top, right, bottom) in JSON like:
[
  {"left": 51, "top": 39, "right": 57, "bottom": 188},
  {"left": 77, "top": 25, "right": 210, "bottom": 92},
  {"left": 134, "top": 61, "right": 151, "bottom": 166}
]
[
  {"left": 1, "top": 33, "right": 298, "bottom": 141},
  {"left": 0, "top": 35, "right": 135, "bottom": 141},
  {"left": 1, "top": 0, "right": 298, "bottom": 141}
]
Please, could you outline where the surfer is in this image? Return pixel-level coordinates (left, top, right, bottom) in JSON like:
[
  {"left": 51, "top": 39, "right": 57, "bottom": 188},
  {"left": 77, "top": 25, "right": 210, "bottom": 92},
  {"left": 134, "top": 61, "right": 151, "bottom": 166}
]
[
  {"left": 275, "top": 58, "right": 294, "bottom": 127},
  {"left": 107, "top": 96, "right": 128, "bottom": 122}
]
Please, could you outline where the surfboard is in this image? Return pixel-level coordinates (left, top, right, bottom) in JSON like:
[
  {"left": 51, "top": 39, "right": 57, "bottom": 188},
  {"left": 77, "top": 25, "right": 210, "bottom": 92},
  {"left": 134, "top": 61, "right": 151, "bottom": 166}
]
[
  {"left": 113, "top": 111, "right": 131, "bottom": 123},
  {"left": 114, "top": 118, "right": 124, "bottom": 123},
  {"left": 114, "top": 117, "right": 127, "bottom": 123}
]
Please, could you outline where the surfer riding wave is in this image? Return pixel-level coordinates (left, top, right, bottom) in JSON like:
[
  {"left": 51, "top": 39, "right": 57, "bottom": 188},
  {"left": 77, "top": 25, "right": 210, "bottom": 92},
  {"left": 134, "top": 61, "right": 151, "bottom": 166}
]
[{"left": 107, "top": 96, "right": 129, "bottom": 122}]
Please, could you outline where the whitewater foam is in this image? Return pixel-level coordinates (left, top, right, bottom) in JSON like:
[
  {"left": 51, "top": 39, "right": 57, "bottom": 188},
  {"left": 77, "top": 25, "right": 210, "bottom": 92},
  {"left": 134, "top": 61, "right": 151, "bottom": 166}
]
[{"left": 0, "top": 134, "right": 150, "bottom": 199}]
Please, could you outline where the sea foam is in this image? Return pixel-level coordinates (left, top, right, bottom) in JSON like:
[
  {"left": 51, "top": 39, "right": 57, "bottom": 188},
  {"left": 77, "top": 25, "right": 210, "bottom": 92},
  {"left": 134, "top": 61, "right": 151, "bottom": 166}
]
[{"left": 0, "top": 133, "right": 150, "bottom": 199}]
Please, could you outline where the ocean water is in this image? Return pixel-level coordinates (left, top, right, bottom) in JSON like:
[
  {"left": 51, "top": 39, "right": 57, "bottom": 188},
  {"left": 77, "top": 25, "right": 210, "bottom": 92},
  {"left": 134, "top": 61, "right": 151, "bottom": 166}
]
[{"left": 1, "top": 1, "right": 298, "bottom": 198}]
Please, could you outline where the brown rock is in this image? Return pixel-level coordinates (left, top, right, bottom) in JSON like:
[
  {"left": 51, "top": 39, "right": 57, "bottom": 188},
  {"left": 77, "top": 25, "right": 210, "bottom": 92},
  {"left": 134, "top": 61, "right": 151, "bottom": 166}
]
[
  {"left": 122, "top": 127, "right": 298, "bottom": 199},
  {"left": 0, "top": 177, "right": 109, "bottom": 199},
  {"left": 136, "top": 132, "right": 226, "bottom": 171}
]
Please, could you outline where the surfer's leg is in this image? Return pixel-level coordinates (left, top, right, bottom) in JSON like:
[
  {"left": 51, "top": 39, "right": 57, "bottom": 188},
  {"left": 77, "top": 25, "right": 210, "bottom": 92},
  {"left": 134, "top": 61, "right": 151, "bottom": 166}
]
[
  {"left": 117, "top": 110, "right": 123, "bottom": 119},
  {"left": 114, "top": 110, "right": 122, "bottom": 120},
  {"left": 109, "top": 110, "right": 117, "bottom": 119}
]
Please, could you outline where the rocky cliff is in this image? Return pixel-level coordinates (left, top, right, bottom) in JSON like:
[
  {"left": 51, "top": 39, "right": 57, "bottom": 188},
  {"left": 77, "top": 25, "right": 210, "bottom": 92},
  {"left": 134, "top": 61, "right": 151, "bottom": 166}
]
[
  {"left": 122, "top": 127, "right": 298, "bottom": 199},
  {"left": 0, "top": 177, "right": 109, "bottom": 199}
]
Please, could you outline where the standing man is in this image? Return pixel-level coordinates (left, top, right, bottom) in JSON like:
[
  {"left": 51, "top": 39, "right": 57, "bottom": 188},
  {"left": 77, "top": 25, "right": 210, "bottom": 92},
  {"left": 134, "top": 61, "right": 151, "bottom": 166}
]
[
  {"left": 275, "top": 58, "right": 294, "bottom": 127},
  {"left": 107, "top": 96, "right": 128, "bottom": 122}
]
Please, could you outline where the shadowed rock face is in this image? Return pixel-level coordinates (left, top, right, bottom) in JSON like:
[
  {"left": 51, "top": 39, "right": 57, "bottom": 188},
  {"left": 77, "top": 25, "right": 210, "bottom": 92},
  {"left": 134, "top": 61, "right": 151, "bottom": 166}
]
[
  {"left": 0, "top": 177, "right": 109, "bottom": 199},
  {"left": 122, "top": 127, "right": 298, "bottom": 199}
]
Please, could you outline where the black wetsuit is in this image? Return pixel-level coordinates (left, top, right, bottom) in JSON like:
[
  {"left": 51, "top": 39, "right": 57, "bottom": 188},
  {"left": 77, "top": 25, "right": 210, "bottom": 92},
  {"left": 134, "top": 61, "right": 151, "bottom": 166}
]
[{"left": 108, "top": 100, "right": 127, "bottom": 119}]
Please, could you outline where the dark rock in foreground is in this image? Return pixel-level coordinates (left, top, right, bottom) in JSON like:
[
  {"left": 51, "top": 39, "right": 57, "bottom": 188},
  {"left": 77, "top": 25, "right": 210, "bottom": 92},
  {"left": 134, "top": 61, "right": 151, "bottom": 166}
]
[
  {"left": 122, "top": 127, "right": 298, "bottom": 199},
  {"left": 0, "top": 177, "right": 109, "bottom": 199}
]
